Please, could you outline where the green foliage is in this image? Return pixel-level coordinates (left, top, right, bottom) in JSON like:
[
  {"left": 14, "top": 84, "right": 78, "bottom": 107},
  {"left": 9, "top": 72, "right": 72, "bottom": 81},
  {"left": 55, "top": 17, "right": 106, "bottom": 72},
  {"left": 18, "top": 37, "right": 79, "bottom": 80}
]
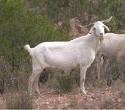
[
  {"left": 56, "top": 75, "right": 74, "bottom": 92},
  {"left": 1, "top": 0, "right": 125, "bottom": 72},
  {"left": 0, "top": 0, "right": 69, "bottom": 71},
  {"left": 28, "top": 0, "right": 125, "bottom": 32}
]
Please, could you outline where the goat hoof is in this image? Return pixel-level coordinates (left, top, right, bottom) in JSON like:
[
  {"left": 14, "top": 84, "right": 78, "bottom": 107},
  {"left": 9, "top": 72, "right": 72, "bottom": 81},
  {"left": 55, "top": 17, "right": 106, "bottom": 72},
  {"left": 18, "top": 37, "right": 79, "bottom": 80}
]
[
  {"left": 80, "top": 89, "right": 87, "bottom": 95},
  {"left": 35, "top": 90, "right": 40, "bottom": 95}
]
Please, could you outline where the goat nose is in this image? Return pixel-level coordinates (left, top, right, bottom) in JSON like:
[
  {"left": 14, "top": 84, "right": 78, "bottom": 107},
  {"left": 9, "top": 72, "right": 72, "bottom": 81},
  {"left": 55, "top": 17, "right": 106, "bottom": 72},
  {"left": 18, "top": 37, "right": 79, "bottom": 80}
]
[{"left": 100, "top": 33, "right": 103, "bottom": 36}]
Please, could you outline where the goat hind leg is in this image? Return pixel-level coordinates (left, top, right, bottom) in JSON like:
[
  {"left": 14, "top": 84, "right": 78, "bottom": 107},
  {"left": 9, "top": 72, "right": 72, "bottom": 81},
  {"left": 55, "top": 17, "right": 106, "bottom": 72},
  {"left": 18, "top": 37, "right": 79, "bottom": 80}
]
[
  {"left": 28, "top": 69, "right": 42, "bottom": 95},
  {"left": 28, "top": 73, "right": 35, "bottom": 96},
  {"left": 34, "top": 70, "right": 43, "bottom": 94}
]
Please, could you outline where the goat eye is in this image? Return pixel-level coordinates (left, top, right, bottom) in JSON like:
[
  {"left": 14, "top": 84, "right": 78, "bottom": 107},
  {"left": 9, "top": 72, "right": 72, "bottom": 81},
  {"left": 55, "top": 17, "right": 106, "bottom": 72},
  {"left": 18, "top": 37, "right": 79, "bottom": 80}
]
[{"left": 93, "top": 27, "right": 96, "bottom": 31}]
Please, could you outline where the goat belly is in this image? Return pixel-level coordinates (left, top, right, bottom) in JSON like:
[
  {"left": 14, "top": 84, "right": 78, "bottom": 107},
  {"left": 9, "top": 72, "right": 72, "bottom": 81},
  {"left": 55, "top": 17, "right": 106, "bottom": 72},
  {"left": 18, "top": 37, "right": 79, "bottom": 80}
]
[{"left": 43, "top": 50, "right": 78, "bottom": 68}]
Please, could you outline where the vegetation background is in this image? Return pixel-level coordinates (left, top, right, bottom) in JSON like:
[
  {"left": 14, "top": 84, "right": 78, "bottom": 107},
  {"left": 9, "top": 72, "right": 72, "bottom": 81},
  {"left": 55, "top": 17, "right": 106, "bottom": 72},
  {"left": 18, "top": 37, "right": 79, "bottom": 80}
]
[{"left": 0, "top": 0, "right": 125, "bottom": 109}]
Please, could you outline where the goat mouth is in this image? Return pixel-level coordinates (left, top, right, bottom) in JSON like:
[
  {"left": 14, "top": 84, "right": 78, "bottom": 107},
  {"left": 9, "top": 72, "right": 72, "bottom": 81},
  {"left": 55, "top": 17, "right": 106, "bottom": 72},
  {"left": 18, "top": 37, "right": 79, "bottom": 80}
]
[
  {"left": 99, "top": 37, "right": 104, "bottom": 41},
  {"left": 97, "top": 36, "right": 103, "bottom": 41}
]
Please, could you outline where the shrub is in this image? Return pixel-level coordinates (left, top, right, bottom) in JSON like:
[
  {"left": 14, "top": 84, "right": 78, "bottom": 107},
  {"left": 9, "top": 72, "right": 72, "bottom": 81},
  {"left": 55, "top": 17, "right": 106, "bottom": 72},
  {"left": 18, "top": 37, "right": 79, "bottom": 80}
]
[
  {"left": 0, "top": 0, "right": 69, "bottom": 72},
  {"left": 56, "top": 75, "right": 74, "bottom": 92},
  {"left": 106, "top": 60, "right": 125, "bottom": 86}
]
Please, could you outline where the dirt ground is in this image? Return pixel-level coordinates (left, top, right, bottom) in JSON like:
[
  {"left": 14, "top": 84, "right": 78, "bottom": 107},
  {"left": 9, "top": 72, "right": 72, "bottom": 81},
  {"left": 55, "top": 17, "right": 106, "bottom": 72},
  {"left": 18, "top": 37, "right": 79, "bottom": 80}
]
[
  {"left": 32, "top": 86, "right": 125, "bottom": 109},
  {"left": 0, "top": 83, "right": 125, "bottom": 109}
]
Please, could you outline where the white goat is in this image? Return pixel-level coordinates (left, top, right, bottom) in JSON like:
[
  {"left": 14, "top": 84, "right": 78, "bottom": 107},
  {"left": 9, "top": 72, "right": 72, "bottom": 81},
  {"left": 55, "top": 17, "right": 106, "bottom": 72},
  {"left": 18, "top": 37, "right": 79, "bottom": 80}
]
[
  {"left": 102, "top": 33, "right": 125, "bottom": 59},
  {"left": 97, "top": 33, "right": 125, "bottom": 79},
  {"left": 24, "top": 20, "right": 110, "bottom": 95}
]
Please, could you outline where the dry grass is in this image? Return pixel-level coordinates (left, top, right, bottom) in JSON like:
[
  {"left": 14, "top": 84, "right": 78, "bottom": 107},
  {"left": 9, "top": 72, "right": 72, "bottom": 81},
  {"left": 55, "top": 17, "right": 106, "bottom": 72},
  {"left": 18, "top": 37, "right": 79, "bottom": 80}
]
[
  {"left": 5, "top": 91, "right": 33, "bottom": 109},
  {"left": 0, "top": 58, "right": 125, "bottom": 109},
  {"left": 0, "top": 75, "right": 124, "bottom": 109}
]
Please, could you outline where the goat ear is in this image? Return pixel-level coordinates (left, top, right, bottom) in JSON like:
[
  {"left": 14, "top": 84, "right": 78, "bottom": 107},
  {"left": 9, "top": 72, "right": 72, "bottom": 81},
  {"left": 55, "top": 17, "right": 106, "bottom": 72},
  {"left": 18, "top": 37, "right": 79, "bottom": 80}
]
[
  {"left": 89, "top": 27, "right": 96, "bottom": 34},
  {"left": 101, "top": 16, "right": 112, "bottom": 23},
  {"left": 88, "top": 22, "right": 95, "bottom": 27},
  {"left": 104, "top": 25, "right": 110, "bottom": 31},
  {"left": 89, "top": 27, "right": 93, "bottom": 34}
]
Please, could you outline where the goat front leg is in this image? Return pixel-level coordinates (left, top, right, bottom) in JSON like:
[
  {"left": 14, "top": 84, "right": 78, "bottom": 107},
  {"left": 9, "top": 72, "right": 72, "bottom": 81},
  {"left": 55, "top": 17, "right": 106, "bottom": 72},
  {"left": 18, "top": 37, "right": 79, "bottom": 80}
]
[
  {"left": 96, "top": 54, "right": 103, "bottom": 80},
  {"left": 103, "top": 57, "right": 109, "bottom": 76},
  {"left": 80, "top": 65, "right": 89, "bottom": 95}
]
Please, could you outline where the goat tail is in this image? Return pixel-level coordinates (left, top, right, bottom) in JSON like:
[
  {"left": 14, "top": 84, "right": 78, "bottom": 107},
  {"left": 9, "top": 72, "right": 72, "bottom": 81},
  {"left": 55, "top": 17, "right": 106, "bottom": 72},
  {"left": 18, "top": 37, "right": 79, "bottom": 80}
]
[{"left": 24, "top": 44, "right": 32, "bottom": 55}]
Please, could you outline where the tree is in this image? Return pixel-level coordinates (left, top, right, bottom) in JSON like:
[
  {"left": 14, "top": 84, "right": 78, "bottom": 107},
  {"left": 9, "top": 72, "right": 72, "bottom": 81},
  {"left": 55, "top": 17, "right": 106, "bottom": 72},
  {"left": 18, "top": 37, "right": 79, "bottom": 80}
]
[{"left": 0, "top": 0, "right": 68, "bottom": 72}]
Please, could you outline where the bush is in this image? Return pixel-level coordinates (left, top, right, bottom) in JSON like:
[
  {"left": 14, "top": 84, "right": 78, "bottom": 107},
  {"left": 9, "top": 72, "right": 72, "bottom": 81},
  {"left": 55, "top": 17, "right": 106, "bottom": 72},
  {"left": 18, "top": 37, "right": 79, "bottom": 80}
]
[
  {"left": 56, "top": 75, "right": 74, "bottom": 92},
  {"left": 106, "top": 59, "right": 125, "bottom": 86},
  {"left": 0, "top": 0, "right": 69, "bottom": 72}
]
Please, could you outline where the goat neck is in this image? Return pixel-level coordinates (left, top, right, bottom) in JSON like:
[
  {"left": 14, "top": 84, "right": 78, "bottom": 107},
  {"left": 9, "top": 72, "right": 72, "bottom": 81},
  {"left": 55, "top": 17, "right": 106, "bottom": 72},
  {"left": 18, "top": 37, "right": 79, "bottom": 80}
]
[{"left": 87, "top": 33, "right": 102, "bottom": 53}]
